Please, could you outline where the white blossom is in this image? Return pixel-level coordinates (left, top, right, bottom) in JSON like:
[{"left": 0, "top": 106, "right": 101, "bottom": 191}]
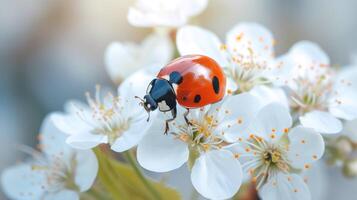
[
  {"left": 105, "top": 32, "right": 173, "bottom": 83},
  {"left": 137, "top": 93, "right": 263, "bottom": 199},
  {"left": 276, "top": 41, "right": 357, "bottom": 134},
  {"left": 51, "top": 70, "right": 155, "bottom": 152},
  {"left": 128, "top": 0, "right": 208, "bottom": 27},
  {"left": 229, "top": 103, "right": 324, "bottom": 200},
  {"left": 1, "top": 116, "right": 98, "bottom": 200}
]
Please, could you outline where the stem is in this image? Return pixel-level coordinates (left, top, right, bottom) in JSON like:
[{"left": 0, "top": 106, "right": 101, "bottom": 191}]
[{"left": 123, "top": 150, "right": 162, "bottom": 200}]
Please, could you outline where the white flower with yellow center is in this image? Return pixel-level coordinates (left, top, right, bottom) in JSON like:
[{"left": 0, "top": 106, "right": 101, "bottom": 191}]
[
  {"left": 127, "top": 0, "right": 208, "bottom": 27},
  {"left": 230, "top": 103, "right": 324, "bottom": 200},
  {"left": 276, "top": 41, "right": 357, "bottom": 134},
  {"left": 1, "top": 116, "right": 98, "bottom": 200},
  {"left": 177, "top": 23, "right": 285, "bottom": 94},
  {"left": 105, "top": 32, "right": 173, "bottom": 84},
  {"left": 51, "top": 70, "right": 155, "bottom": 152},
  {"left": 137, "top": 93, "right": 262, "bottom": 199}
]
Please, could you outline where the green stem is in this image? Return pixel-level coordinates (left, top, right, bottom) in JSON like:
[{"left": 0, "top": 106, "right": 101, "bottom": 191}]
[{"left": 123, "top": 150, "right": 162, "bottom": 200}]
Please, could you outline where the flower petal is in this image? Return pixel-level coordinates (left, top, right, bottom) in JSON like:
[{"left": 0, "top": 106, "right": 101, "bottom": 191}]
[
  {"left": 128, "top": 0, "right": 207, "bottom": 27},
  {"left": 44, "top": 190, "right": 79, "bottom": 200},
  {"left": 1, "top": 164, "right": 45, "bottom": 200},
  {"left": 137, "top": 121, "right": 189, "bottom": 172},
  {"left": 74, "top": 150, "right": 98, "bottom": 192},
  {"left": 342, "top": 119, "right": 357, "bottom": 143},
  {"left": 66, "top": 131, "right": 107, "bottom": 150},
  {"left": 329, "top": 89, "right": 357, "bottom": 120},
  {"left": 217, "top": 93, "right": 262, "bottom": 142},
  {"left": 286, "top": 41, "right": 330, "bottom": 82},
  {"left": 118, "top": 68, "right": 155, "bottom": 100},
  {"left": 40, "top": 115, "right": 73, "bottom": 159},
  {"left": 191, "top": 150, "right": 242, "bottom": 199},
  {"left": 105, "top": 42, "right": 138, "bottom": 82},
  {"left": 299, "top": 111, "right": 342, "bottom": 134},
  {"left": 105, "top": 33, "right": 172, "bottom": 82},
  {"left": 226, "top": 22, "right": 274, "bottom": 62},
  {"left": 287, "top": 126, "right": 325, "bottom": 169},
  {"left": 176, "top": 25, "right": 229, "bottom": 67},
  {"left": 139, "top": 33, "right": 173, "bottom": 67},
  {"left": 249, "top": 103, "right": 292, "bottom": 141},
  {"left": 260, "top": 173, "right": 311, "bottom": 200},
  {"left": 111, "top": 114, "right": 152, "bottom": 152},
  {"left": 249, "top": 85, "right": 289, "bottom": 108},
  {"left": 50, "top": 112, "right": 90, "bottom": 136},
  {"left": 289, "top": 41, "right": 329, "bottom": 67}
]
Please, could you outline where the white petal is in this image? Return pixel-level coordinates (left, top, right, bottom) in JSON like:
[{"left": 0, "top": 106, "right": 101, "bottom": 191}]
[
  {"left": 217, "top": 93, "right": 262, "bottom": 142},
  {"left": 191, "top": 150, "right": 242, "bottom": 199},
  {"left": 127, "top": 1, "right": 186, "bottom": 27},
  {"left": 105, "top": 33, "right": 172, "bottom": 82},
  {"left": 111, "top": 115, "right": 152, "bottom": 152},
  {"left": 105, "top": 42, "right": 138, "bottom": 81},
  {"left": 302, "top": 161, "right": 329, "bottom": 200},
  {"left": 176, "top": 25, "right": 229, "bottom": 67},
  {"left": 50, "top": 112, "right": 90, "bottom": 136},
  {"left": 63, "top": 100, "right": 89, "bottom": 114},
  {"left": 335, "top": 65, "right": 357, "bottom": 92},
  {"left": 137, "top": 121, "right": 189, "bottom": 172},
  {"left": 342, "top": 119, "right": 357, "bottom": 143},
  {"left": 74, "top": 150, "right": 98, "bottom": 192},
  {"left": 300, "top": 111, "right": 342, "bottom": 134},
  {"left": 260, "top": 173, "right": 311, "bottom": 200},
  {"left": 287, "top": 126, "right": 325, "bottom": 169},
  {"left": 226, "top": 77, "right": 238, "bottom": 93},
  {"left": 249, "top": 85, "right": 289, "bottom": 108},
  {"left": 44, "top": 190, "right": 79, "bottom": 200},
  {"left": 249, "top": 103, "right": 292, "bottom": 141},
  {"left": 226, "top": 22, "right": 274, "bottom": 62},
  {"left": 269, "top": 54, "right": 296, "bottom": 86},
  {"left": 329, "top": 89, "right": 357, "bottom": 120},
  {"left": 40, "top": 115, "right": 73, "bottom": 159},
  {"left": 287, "top": 41, "right": 330, "bottom": 81},
  {"left": 1, "top": 164, "right": 45, "bottom": 200},
  {"left": 127, "top": 0, "right": 207, "bottom": 27},
  {"left": 118, "top": 68, "right": 155, "bottom": 100},
  {"left": 289, "top": 41, "right": 329, "bottom": 67},
  {"left": 66, "top": 131, "right": 107, "bottom": 150},
  {"left": 139, "top": 33, "right": 173, "bottom": 67}
]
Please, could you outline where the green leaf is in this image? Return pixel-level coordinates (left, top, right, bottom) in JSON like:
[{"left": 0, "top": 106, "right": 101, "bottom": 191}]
[{"left": 92, "top": 148, "right": 181, "bottom": 200}]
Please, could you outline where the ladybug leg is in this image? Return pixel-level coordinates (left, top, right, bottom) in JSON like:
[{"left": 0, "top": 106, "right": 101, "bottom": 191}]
[
  {"left": 164, "top": 107, "right": 177, "bottom": 135},
  {"left": 184, "top": 108, "right": 192, "bottom": 126}
]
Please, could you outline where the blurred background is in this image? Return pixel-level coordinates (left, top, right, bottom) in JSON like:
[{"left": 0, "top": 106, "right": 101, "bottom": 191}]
[{"left": 1, "top": 0, "right": 357, "bottom": 199}]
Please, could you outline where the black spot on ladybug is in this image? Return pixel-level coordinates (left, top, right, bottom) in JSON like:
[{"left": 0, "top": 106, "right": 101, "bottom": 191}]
[
  {"left": 212, "top": 76, "right": 220, "bottom": 94},
  {"left": 169, "top": 71, "right": 183, "bottom": 84},
  {"left": 182, "top": 96, "right": 187, "bottom": 101},
  {"left": 194, "top": 95, "right": 201, "bottom": 103}
]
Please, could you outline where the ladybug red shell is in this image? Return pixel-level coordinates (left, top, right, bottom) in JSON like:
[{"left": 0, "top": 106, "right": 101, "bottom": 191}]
[
  {"left": 136, "top": 54, "right": 226, "bottom": 134},
  {"left": 158, "top": 54, "right": 226, "bottom": 108}
]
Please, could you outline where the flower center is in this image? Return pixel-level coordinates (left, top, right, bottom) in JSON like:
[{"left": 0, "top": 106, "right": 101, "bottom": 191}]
[
  {"left": 76, "top": 86, "right": 131, "bottom": 145},
  {"left": 32, "top": 154, "right": 79, "bottom": 193},
  {"left": 175, "top": 112, "right": 225, "bottom": 153},
  {"left": 242, "top": 135, "right": 290, "bottom": 189},
  {"left": 290, "top": 75, "right": 333, "bottom": 114},
  {"left": 221, "top": 45, "right": 270, "bottom": 93}
]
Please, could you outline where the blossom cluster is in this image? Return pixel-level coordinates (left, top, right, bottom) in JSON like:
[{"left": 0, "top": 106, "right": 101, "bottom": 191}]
[{"left": 2, "top": 0, "right": 357, "bottom": 200}]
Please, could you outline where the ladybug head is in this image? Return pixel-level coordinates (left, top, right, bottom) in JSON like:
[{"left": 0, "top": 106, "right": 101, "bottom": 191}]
[{"left": 135, "top": 95, "right": 157, "bottom": 122}]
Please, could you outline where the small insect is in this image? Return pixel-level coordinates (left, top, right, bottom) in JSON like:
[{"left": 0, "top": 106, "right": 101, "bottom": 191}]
[{"left": 136, "top": 54, "right": 226, "bottom": 134}]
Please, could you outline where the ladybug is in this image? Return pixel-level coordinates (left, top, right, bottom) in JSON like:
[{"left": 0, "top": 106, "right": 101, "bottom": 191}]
[{"left": 136, "top": 54, "right": 226, "bottom": 134}]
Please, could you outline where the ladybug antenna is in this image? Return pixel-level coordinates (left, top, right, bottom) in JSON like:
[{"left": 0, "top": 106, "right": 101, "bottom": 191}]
[{"left": 135, "top": 96, "right": 151, "bottom": 121}]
